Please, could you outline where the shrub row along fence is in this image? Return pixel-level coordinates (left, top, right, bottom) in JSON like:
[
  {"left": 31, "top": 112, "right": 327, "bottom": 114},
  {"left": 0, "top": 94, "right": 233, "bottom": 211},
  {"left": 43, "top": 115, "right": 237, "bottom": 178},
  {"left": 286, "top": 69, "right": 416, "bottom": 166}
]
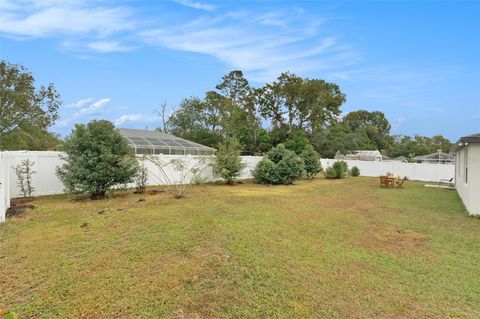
[
  {"left": 0, "top": 151, "right": 263, "bottom": 222},
  {"left": 0, "top": 151, "right": 454, "bottom": 222}
]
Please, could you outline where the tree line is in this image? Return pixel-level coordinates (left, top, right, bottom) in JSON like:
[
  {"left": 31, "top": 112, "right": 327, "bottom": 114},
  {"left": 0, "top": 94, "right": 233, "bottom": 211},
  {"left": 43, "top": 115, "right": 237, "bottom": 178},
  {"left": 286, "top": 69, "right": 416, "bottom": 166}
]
[
  {"left": 162, "top": 70, "right": 452, "bottom": 158},
  {"left": 1, "top": 60, "right": 453, "bottom": 158}
]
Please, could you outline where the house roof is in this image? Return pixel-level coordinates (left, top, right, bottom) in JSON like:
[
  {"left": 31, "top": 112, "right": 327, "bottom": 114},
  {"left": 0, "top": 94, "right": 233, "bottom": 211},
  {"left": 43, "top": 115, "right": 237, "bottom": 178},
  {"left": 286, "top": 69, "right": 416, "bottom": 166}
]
[
  {"left": 117, "top": 128, "right": 215, "bottom": 153},
  {"left": 450, "top": 133, "right": 480, "bottom": 153},
  {"left": 414, "top": 152, "right": 454, "bottom": 161},
  {"left": 334, "top": 150, "right": 382, "bottom": 161}
]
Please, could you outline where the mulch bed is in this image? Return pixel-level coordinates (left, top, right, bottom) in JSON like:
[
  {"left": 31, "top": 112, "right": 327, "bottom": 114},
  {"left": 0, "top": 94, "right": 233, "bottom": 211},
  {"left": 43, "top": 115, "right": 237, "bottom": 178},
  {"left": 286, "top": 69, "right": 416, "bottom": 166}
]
[{"left": 7, "top": 198, "right": 36, "bottom": 217}]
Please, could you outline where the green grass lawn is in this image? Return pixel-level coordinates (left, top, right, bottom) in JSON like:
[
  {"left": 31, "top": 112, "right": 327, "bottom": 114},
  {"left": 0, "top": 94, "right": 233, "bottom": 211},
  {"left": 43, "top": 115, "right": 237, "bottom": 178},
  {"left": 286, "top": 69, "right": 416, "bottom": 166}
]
[{"left": 1, "top": 177, "right": 479, "bottom": 318}]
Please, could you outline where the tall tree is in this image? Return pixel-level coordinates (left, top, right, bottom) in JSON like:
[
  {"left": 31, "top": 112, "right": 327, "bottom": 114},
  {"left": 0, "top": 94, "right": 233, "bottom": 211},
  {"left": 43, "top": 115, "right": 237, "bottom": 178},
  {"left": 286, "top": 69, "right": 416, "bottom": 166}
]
[
  {"left": 343, "top": 110, "right": 391, "bottom": 135},
  {"left": 167, "top": 97, "right": 222, "bottom": 148},
  {"left": 342, "top": 110, "right": 391, "bottom": 151},
  {"left": 215, "top": 70, "right": 251, "bottom": 106},
  {"left": 0, "top": 60, "right": 61, "bottom": 150},
  {"left": 313, "top": 123, "right": 373, "bottom": 158},
  {"left": 258, "top": 72, "right": 345, "bottom": 137},
  {"left": 213, "top": 71, "right": 262, "bottom": 154},
  {"left": 386, "top": 134, "right": 452, "bottom": 158}
]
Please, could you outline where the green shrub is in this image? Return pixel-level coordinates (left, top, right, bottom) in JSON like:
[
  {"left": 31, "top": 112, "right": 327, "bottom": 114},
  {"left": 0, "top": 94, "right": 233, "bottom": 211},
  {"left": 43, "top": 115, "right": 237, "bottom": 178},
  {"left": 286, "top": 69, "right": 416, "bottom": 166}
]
[
  {"left": 277, "top": 152, "right": 305, "bottom": 184},
  {"left": 267, "top": 143, "right": 290, "bottom": 163},
  {"left": 351, "top": 166, "right": 360, "bottom": 177},
  {"left": 252, "top": 158, "right": 279, "bottom": 184},
  {"left": 325, "top": 161, "right": 347, "bottom": 179},
  {"left": 214, "top": 137, "right": 246, "bottom": 184},
  {"left": 300, "top": 144, "right": 321, "bottom": 179},
  {"left": 253, "top": 144, "right": 304, "bottom": 185},
  {"left": 338, "top": 160, "right": 348, "bottom": 174},
  {"left": 56, "top": 120, "right": 138, "bottom": 199},
  {"left": 325, "top": 166, "right": 338, "bottom": 179}
]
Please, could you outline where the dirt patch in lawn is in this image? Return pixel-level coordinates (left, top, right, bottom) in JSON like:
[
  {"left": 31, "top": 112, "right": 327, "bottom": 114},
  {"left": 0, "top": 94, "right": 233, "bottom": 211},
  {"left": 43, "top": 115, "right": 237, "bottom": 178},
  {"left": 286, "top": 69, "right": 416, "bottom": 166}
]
[
  {"left": 356, "top": 220, "right": 428, "bottom": 256},
  {"left": 111, "top": 193, "right": 129, "bottom": 199},
  {"left": 144, "top": 189, "right": 165, "bottom": 196}
]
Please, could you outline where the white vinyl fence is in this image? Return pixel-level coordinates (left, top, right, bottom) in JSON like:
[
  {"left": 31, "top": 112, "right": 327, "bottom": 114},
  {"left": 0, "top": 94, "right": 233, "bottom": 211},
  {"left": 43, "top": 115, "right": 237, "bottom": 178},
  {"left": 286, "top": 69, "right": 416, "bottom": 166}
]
[
  {"left": 0, "top": 151, "right": 454, "bottom": 222},
  {"left": 320, "top": 159, "right": 454, "bottom": 182}
]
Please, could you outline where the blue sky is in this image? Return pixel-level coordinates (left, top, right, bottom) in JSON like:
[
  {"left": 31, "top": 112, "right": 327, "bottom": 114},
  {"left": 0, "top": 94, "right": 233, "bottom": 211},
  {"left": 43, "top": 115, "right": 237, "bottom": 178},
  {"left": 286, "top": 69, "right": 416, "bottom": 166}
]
[{"left": 1, "top": 0, "right": 479, "bottom": 140}]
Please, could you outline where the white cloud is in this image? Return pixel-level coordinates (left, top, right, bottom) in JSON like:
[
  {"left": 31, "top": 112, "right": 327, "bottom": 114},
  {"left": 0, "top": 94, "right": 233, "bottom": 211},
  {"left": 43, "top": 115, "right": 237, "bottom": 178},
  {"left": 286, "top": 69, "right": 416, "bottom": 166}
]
[
  {"left": 173, "top": 0, "right": 216, "bottom": 11},
  {"left": 55, "top": 97, "right": 112, "bottom": 130},
  {"left": 87, "top": 41, "right": 135, "bottom": 53},
  {"left": 74, "top": 98, "right": 111, "bottom": 116},
  {"left": 1, "top": 1, "right": 360, "bottom": 79},
  {"left": 140, "top": 12, "right": 359, "bottom": 81},
  {"left": 67, "top": 97, "right": 94, "bottom": 108},
  {"left": 114, "top": 113, "right": 160, "bottom": 126},
  {"left": 0, "top": 0, "right": 133, "bottom": 38}
]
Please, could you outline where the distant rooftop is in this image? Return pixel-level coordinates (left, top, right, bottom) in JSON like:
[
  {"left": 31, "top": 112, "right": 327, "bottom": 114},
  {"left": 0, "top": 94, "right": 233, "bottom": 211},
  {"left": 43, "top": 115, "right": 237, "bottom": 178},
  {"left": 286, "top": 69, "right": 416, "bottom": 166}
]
[
  {"left": 334, "top": 150, "right": 382, "bottom": 161},
  {"left": 118, "top": 128, "right": 215, "bottom": 155},
  {"left": 414, "top": 151, "right": 454, "bottom": 163}
]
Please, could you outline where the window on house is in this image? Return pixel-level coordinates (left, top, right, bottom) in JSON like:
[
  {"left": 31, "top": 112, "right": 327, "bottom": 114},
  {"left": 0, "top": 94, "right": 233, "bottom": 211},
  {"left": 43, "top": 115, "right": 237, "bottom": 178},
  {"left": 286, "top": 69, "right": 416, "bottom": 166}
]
[
  {"left": 457, "top": 152, "right": 461, "bottom": 178},
  {"left": 464, "top": 148, "right": 468, "bottom": 184}
]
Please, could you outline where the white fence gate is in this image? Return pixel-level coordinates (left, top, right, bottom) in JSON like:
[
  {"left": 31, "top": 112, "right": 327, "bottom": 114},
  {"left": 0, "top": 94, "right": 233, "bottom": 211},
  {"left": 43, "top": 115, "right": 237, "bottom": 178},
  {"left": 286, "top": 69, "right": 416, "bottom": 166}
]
[{"left": 0, "top": 151, "right": 455, "bottom": 222}]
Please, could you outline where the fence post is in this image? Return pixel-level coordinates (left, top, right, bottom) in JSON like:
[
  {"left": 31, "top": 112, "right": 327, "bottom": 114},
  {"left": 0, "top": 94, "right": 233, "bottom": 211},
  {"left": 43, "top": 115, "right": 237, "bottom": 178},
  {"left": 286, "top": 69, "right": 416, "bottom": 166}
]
[{"left": 0, "top": 152, "right": 5, "bottom": 222}]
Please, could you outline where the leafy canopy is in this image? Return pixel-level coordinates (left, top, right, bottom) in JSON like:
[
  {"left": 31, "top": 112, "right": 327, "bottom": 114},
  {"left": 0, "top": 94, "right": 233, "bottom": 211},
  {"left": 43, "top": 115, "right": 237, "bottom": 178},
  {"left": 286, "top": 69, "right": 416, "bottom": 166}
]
[
  {"left": 0, "top": 60, "right": 60, "bottom": 150},
  {"left": 56, "top": 120, "right": 138, "bottom": 199}
]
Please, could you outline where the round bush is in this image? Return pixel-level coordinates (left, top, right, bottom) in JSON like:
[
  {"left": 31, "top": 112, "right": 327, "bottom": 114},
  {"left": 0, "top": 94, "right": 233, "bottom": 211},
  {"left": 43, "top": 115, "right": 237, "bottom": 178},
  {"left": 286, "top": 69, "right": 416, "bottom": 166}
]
[
  {"left": 351, "top": 166, "right": 360, "bottom": 177},
  {"left": 254, "top": 144, "right": 305, "bottom": 185},
  {"left": 325, "top": 161, "right": 347, "bottom": 179},
  {"left": 277, "top": 152, "right": 305, "bottom": 184},
  {"left": 252, "top": 158, "right": 279, "bottom": 184},
  {"left": 325, "top": 166, "right": 338, "bottom": 179}
]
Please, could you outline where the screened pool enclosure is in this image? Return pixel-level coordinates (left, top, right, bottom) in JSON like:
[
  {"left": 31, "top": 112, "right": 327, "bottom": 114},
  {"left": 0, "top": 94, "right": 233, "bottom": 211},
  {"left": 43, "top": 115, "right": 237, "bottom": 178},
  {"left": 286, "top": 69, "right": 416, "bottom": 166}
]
[{"left": 118, "top": 128, "right": 215, "bottom": 155}]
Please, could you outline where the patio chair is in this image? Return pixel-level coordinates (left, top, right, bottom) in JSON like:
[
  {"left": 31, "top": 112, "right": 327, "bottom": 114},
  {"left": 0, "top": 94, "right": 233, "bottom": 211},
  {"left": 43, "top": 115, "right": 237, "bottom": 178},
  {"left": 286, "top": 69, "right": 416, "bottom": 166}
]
[
  {"left": 396, "top": 176, "right": 408, "bottom": 188},
  {"left": 438, "top": 177, "right": 454, "bottom": 188}
]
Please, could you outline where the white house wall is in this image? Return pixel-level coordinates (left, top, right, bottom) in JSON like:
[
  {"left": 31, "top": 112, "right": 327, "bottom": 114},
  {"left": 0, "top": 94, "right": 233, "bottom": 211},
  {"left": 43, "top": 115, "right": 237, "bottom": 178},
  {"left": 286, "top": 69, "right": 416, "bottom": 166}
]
[{"left": 455, "top": 144, "right": 480, "bottom": 216}]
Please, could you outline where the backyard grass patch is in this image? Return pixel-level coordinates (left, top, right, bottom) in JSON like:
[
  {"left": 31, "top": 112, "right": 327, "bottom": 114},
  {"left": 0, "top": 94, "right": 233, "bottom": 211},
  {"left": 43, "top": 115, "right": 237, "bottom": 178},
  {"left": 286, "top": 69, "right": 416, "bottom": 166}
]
[{"left": 1, "top": 177, "right": 479, "bottom": 318}]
